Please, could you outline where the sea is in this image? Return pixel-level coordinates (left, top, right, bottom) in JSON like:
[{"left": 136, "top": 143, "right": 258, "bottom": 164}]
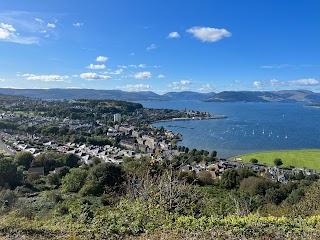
[{"left": 139, "top": 101, "right": 320, "bottom": 158}]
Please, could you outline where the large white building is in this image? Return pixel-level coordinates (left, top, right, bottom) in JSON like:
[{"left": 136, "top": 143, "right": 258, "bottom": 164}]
[{"left": 113, "top": 113, "right": 122, "bottom": 123}]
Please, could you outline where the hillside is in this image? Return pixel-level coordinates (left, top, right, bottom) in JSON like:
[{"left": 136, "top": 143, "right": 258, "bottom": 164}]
[
  {"left": 204, "top": 90, "right": 320, "bottom": 103},
  {"left": 1, "top": 88, "right": 320, "bottom": 103}
]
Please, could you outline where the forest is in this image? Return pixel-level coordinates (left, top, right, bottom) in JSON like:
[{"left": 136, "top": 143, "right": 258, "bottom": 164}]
[{"left": 1, "top": 148, "right": 320, "bottom": 239}]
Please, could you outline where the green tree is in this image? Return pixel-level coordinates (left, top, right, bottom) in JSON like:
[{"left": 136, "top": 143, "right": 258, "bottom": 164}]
[
  {"left": 220, "top": 169, "right": 239, "bottom": 189},
  {"left": 86, "top": 163, "right": 125, "bottom": 195},
  {"left": 197, "top": 171, "right": 214, "bottom": 186},
  {"left": 14, "top": 151, "right": 34, "bottom": 169},
  {"left": 250, "top": 158, "right": 258, "bottom": 164},
  {"left": 0, "top": 158, "right": 22, "bottom": 188},
  {"left": 274, "top": 158, "right": 283, "bottom": 167},
  {"left": 62, "top": 168, "right": 88, "bottom": 193},
  {"left": 210, "top": 150, "right": 217, "bottom": 158},
  {"left": 63, "top": 153, "right": 80, "bottom": 168}
]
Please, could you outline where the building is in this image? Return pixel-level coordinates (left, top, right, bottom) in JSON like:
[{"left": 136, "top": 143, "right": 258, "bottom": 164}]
[{"left": 114, "top": 113, "right": 122, "bottom": 123}]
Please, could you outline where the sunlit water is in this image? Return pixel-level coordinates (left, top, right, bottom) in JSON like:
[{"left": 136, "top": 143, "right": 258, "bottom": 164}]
[{"left": 139, "top": 101, "right": 320, "bottom": 158}]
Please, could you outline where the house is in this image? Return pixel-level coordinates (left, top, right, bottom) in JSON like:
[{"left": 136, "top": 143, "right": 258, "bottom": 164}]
[{"left": 28, "top": 167, "right": 45, "bottom": 176}]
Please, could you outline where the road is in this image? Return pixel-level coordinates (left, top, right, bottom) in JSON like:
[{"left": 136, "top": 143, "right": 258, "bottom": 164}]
[{"left": 0, "top": 139, "right": 15, "bottom": 155}]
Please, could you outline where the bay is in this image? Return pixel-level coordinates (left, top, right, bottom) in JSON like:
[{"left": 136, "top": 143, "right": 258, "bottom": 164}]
[{"left": 139, "top": 100, "right": 320, "bottom": 158}]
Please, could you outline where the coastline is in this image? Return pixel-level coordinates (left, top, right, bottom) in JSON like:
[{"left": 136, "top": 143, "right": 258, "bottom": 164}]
[{"left": 153, "top": 115, "right": 227, "bottom": 123}]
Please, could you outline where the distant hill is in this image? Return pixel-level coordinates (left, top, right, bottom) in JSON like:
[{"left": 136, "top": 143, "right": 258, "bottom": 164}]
[
  {"left": 0, "top": 88, "right": 163, "bottom": 101},
  {"left": 0, "top": 88, "right": 215, "bottom": 101},
  {"left": 1, "top": 88, "right": 320, "bottom": 103},
  {"left": 163, "top": 91, "right": 215, "bottom": 100},
  {"left": 204, "top": 90, "right": 320, "bottom": 103}
]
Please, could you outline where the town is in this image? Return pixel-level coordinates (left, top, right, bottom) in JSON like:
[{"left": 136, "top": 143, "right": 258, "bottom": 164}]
[{"left": 0, "top": 94, "right": 316, "bottom": 184}]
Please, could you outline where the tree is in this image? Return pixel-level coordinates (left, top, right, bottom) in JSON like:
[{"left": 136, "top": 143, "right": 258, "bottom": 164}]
[
  {"left": 274, "top": 158, "right": 283, "bottom": 167},
  {"left": 197, "top": 171, "right": 214, "bottom": 186},
  {"left": 220, "top": 169, "right": 240, "bottom": 190},
  {"left": 86, "top": 163, "right": 125, "bottom": 195},
  {"left": 0, "top": 158, "right": 22, "bottom": 188},
  {"left": 62, "top": 168, "right": 88, "bottom": 193},
  {"left": 210, "top": 150, "right": 217, "bottom": 158},
  {"left": 250, "top": 158, "right": 258, "bottom": 164},
  {"left": 14, "top": 151, "right": 34, "bottom": 169},
  {"left": 63, "top": 153, "right": 80, "bottom": 168}
]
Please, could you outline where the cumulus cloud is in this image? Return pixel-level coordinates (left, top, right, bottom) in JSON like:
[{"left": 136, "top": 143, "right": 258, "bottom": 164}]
[
  {"left": 18, "top": 73, "right": 69, "bottom": 82},
  {"left": 96, "top": 56, "right": 108, "bottom": 62},
  {"left": 186, "top": 26, "right": 231, "bottom": 42},
  {"left": 168, "top": 32, "right": 180, "bottom": 38},
  {"left": 260, "top": 64, "right": 291, "bottom": 69},
  {"left": 47, "top": 23, "right": 56, "bottom": 28},
  {"left": 0, "top": 78, "right": 5, "bottom": 82},
  {"left": 287, "top": 78, "right": 320, "bottom": 86},
  {"left": 104, "top": 69, "right": 123, "bottom": 75},
  {"left": 253, "top": 81, "right": 262, "bottom": 88},
  {"left": 134, "top": 71, "right": 152, "bottom": 79},
  {"left": 73, "top": 22, "right": 83, "bottom": 28},
  {"left": 80, "top": 72, "right": 111, "bottom": 80},
  {"left": 86, "top": 64, "right": 106, "bottom": 70},
  {"left": 198, "top": 83, "right": 215, "bottom": 92},
  {"left": 180, "top": 80, "right": 192, "bottom": 85},
  {"left": 35, "top": 18, "right": 44, "bottom": 24},
  {"left": 0, "top": 22, "right": 38, "bottom": 44},
  {"left": 157, "top": 74, "right": 165, "bottom": 78},
  {"left": 146, "top": 43, "right": 157, "bottom": 51},
  {"left": 129, "top": 52, "right": 135, "bottom": 56},
  {"left": 123, "top": 84, "right": 152, "bottom": 91},
  {"left": 169, "top": 80, "right": 193, "bottom": 90}
]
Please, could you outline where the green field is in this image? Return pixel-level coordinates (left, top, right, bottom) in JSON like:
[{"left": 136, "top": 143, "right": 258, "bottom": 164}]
[{"left": 234, "top": 149, "right": 320, "bottom": 172}]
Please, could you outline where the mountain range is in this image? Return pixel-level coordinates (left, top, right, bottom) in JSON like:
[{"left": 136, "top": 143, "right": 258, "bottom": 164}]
[{"left": 0, "top": 88, "right": 320, "bottom": 103}]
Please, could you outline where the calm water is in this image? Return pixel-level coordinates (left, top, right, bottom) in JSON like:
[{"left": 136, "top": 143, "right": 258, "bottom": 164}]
[{"left": 139, "top": 101, "right": 320, "bottom": 158}]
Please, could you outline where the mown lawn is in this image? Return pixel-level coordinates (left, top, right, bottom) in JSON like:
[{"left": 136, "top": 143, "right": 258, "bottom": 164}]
[{"left": 234, "top": 149, "right": 320, "bottom": 171}]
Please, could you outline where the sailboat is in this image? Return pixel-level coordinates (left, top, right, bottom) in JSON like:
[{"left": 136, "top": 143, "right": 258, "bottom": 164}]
[
  {"left": 285, "top": 134, "right": 288, "bottom": 139},
  {"left": 262, "top": 128, "right": 265, "bottom": 134},
  {"left": 252, "top": 129, "right": 255, "bottom": 135}
]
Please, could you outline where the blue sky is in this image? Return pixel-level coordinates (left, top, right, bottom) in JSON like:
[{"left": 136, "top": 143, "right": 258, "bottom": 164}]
[{"left": 0, "top": 0, "right": 319, "bottom": 93}]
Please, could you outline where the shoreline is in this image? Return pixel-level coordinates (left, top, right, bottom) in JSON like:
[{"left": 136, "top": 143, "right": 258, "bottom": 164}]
[{"left": 153, "top": 115, "right": 227, "bottom": 123}]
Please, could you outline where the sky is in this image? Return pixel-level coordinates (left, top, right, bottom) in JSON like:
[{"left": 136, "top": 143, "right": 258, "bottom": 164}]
[{"left": 0, "top": 0, "right": 319, "bottom": 93}]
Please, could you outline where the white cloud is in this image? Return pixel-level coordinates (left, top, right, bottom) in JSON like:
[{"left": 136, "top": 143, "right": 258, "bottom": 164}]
[
  {"left": 260, "top": 64, "right": 291, "bottom": 69},
  {"left": 117, "top": 65, "right": 128, "bottom": 69},
  {"left": 186, "top": 26, "right": 231, "bottom": 42},
  {"left": 47, "top": 23, "right": 56, "bottom": 28},
  {"left": 266, "top": 78, "right": 320, "bottom": 87},
  {"left": 104, "top": 69, "right": 123, "bottom": 75},
  {"left": 253, "top": 81, "right": 262, "bottom": 88},
  {"left": 146, "top": 43, "right": 157, "bottom": 51},
  {"left": 73, "top": 22, "right": 83, "bottom": 28},
  {"left": 0, "top": 78, "right": 5, "bottom": 82},
  {"left": 129, "top": 64, "right": 147, "bottom": 68},
  {"left": 0, "top": 23, "right": 37, "bottom": 44},
  {"left": 96, "top": 56, "right": 108, "bottom": 62},
  {"left": 288, "top": 78, "right": 320, "bottom": 86},
  {"left": 198, "top": 83, "right": 215, "bottom": 92},
  {"left": 169, "top": 80, "right": 192, "bottom": 90},
  {"left": 19, "top": 73, "right": 69, "bottom": 82},
  {"left": 80, "top": 72, "right": 111, "bottom": 80},
  {"left": 134, "top": 71, "right": 152, "bottom": 79},
  {"left": 86, "top": 64, "right": 106, "bottom": 70},
  {"left": 123, "top": 84, "right": 152, "bottom": 91},
  {"left": 35, "top": 18, "right": 44, "bottom": 24},
  {"left": 180, "top": 80, "right": 192, "bottom": 85},
  {"left": 168, "top": 31, "right": 180, "bottom": 38},
  {"left": 129, "top": 52, "right": 135, "bottom": 56},
  {"left": 157, "top": 74, "right": 165, "bottom": 78}
]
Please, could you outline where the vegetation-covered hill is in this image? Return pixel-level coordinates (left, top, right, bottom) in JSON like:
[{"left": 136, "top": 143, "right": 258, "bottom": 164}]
[
  {"left": 2, "top": 88, "right": 320, "bottom": 103},
  {"left": 204, "top": 90, "right": 320, "bottom": 103}
]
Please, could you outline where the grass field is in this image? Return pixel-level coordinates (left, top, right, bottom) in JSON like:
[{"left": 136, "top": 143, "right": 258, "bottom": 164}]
[{"left": 234, "top": 149, "right": 320, "bottom": 172}]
